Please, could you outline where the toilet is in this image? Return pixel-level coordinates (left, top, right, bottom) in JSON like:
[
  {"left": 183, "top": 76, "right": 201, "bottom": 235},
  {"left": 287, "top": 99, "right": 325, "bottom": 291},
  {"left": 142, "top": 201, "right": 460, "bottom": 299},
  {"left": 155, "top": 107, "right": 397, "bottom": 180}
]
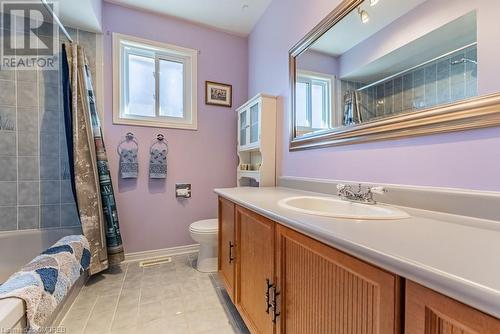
[{"left": 189, "top": 219, "right": 218, "bottom": 272}]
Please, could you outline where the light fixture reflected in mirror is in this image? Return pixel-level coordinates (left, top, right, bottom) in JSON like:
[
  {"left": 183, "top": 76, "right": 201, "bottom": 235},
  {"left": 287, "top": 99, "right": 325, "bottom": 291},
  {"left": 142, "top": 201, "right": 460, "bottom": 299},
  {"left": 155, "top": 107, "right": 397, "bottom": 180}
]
[
  {"left": 357, "top": 7, "right": 370, "bottom": 24},
  {"left": 370, "top": 0, "right": 379, "bottom": 6}
]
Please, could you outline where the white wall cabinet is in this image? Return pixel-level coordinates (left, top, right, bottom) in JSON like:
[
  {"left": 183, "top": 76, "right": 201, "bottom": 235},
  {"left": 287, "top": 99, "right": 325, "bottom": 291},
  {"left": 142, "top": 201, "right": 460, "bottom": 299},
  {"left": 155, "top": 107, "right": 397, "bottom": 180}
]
[{"left": 237, "top": 94, "right": 277, "bottom": 187}]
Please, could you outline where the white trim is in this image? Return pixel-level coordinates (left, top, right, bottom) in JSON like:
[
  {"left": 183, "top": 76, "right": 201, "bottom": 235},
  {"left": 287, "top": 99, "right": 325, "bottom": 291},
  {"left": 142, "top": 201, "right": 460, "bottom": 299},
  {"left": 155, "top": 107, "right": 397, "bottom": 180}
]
[
  {"left": 95, "top": 33, "right": 105, "bottom": 127},
  {"left": 112, "top": 32, "right": 198, "bottom": 130},
  {"left": 296, "top": 69, "right": 336, "bottom": 84},
  {"left": 123, "top": 244, "right": 200, "bottom": 263},
  {"left": 0, "top": 298, "right": 25, "bottom": 332}
]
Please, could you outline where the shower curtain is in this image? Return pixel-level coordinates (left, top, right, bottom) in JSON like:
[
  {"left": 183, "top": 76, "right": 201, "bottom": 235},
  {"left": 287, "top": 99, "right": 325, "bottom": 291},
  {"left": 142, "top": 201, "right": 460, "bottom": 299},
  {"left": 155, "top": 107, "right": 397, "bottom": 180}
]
[{"left": 65, "top": 43, "right": 124, "bottom": 274}]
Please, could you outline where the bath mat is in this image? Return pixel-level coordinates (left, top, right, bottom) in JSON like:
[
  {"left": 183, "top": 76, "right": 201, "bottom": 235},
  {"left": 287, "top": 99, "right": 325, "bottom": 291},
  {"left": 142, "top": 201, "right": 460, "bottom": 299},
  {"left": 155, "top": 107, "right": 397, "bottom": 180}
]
[{"left": 0, "top": 235, "right": 90, "bottom": 333}]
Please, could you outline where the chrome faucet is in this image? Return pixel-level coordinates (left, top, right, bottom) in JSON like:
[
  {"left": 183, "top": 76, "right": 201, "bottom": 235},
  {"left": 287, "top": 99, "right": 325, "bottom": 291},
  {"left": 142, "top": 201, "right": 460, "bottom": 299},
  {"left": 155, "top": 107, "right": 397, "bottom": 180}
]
[{"left": 336, "top": 183, "right": 386, "bottom": 205}]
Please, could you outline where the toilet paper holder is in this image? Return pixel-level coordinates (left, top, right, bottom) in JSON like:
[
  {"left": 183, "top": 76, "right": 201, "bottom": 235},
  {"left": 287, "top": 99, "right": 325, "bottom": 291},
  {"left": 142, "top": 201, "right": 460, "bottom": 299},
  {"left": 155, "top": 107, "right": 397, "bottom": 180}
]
[{"left": 176, "top": 183, "right": 192, "bottom": 198}]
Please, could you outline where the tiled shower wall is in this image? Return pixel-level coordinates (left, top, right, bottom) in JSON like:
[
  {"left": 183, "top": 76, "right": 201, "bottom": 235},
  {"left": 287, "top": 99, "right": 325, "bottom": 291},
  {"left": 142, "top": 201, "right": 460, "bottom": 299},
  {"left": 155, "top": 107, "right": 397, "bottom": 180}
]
[
  {"left": 341, "top": 44, "right": 478, "bottom": 123},
  {"left": 0, "top": 25, "right": 100, "bottom": 232}
]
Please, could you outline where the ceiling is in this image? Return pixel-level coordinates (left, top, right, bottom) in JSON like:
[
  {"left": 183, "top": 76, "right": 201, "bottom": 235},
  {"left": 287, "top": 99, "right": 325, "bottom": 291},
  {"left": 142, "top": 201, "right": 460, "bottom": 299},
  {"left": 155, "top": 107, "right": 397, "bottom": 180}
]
[
  {"left": 103, "top": 0, "right": 273, "bottom": 36},
  {"left": 311, "top": 0, "right": 427, "bottom": 56},
  {"left": 344, "top": 11, "right": 477, "bottom": 82},
  {"left": 58, "top": 0, "right": 103, "bottom": 32}
]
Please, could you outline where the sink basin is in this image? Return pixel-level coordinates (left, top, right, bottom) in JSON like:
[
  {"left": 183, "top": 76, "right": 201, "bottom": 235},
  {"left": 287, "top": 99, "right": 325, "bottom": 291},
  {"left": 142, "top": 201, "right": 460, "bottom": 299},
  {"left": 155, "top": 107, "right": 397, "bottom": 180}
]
[{"left": 278, "top": 196, "right": 410, "bottom": 220}]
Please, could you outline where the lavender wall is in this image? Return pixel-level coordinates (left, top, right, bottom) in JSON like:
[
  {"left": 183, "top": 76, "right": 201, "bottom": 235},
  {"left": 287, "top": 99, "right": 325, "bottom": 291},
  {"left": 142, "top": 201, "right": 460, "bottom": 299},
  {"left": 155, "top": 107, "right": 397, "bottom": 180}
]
[
  {"left": 296, "top": 50, "right": 338, "bottom": 76},
  {"left": 103, "top": 3, "right": 248, "bottom": 253},
  {"left": 249, "top": 0, "right": 500, "bottom": 191}
]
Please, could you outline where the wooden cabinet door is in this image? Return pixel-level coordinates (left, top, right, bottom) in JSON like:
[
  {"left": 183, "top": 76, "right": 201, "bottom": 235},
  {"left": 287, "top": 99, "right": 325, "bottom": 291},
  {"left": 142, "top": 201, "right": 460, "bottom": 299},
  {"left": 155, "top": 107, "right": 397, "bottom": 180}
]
[
  {"left": 406, "top": 281, "right": 500, "bottom": 334},
  {"left": 275, "top": 225, "right": 401, "bottom": 334},
  {"left": 218, "top": 197, "right": 236, "bottom": 302},
  {"left": 236, "top": 206, "right": 275, "bottom": 334}
]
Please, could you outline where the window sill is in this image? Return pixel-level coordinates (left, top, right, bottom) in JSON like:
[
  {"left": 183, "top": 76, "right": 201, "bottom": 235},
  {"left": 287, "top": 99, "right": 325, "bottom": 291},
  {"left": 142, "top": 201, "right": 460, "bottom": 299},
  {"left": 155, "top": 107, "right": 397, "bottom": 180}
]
[{"left": 113, "top": 117, "right": 198, "bottom": 130}]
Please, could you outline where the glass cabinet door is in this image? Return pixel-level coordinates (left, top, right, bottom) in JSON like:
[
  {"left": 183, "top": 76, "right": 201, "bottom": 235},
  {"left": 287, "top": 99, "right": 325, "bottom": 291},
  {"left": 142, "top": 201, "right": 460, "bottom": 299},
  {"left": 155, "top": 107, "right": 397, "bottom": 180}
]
[
  {"left": 240, "top": 109, "right": 248, "bottom": 147},
  {"left": 249, "top": 102, "right": 260, "bottom": 144}
]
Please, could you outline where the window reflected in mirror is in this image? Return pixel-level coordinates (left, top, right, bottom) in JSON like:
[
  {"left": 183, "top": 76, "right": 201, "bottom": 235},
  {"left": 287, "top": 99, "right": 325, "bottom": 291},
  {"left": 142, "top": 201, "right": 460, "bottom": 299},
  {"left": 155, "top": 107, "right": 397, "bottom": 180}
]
[{"left": 295, "top": 71, "right": 334, "bottom": 136}]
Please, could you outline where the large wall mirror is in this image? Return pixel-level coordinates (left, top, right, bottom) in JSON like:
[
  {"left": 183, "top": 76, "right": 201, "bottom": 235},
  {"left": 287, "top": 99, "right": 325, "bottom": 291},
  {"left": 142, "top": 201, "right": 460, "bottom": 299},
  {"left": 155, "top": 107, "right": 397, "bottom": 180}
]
[{"left": 289, "top": 0, "right": 500, "bottom": 150}]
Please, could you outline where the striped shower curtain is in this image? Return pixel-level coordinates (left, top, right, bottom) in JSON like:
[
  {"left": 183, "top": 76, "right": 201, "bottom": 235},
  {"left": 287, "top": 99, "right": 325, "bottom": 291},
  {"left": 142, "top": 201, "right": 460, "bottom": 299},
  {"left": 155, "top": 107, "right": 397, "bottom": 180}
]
[{"left": 65, "top": 43, "right": 124, "bottom": 274}]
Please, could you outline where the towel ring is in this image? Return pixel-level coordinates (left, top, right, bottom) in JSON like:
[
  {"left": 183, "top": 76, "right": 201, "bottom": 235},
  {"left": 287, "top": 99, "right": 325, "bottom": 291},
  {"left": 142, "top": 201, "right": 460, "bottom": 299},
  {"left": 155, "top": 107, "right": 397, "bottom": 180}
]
[
  {"left": 150, "top": 134, "right": 168, "bottom": 153},
  {"left": 117, "top": 132, "right": 139, "bottom": 155}
]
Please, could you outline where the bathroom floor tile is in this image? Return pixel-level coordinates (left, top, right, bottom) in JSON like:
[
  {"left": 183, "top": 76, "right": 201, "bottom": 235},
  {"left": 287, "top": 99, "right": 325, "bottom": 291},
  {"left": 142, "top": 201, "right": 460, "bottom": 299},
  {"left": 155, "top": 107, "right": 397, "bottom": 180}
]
[
  {"left": 185, "top": 308, "right": 232, "bottom": 333},
  {"left": 60, "top": 253, "right": 244, "bottom": 334}
]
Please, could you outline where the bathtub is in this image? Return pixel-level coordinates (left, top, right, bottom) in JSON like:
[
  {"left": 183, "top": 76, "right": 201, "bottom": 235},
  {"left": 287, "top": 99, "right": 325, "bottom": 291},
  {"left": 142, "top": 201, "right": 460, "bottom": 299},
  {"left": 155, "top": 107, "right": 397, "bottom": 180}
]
[
  {"left": 0, "top": 227, "right": 82, "bottom": 283},
  {"left": 0, "top": 227, "right": 82, "bottom": 331}
]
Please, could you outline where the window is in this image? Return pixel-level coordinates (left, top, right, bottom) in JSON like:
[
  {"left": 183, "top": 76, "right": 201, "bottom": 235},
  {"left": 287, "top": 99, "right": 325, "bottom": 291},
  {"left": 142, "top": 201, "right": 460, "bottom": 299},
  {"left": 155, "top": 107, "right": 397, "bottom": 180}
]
[
  {"left": 113, "top": 33, "right": 198, "bottom": 129},
  {"left": 295, "top": 71, "right": 334, "bottom": 132}
]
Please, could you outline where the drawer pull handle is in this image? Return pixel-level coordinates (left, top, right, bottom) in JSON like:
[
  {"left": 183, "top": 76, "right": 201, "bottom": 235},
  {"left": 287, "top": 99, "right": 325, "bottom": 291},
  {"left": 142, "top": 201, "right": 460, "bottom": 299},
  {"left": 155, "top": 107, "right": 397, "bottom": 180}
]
[
  {"left": 229, "top": 241, "right": 235, "bottom": 264},
  {"left": 265, "top": 279, "right": 273, "bottom": 313},
  {"left": 271, "top": 285, "right": 281, "bottom": 323}
]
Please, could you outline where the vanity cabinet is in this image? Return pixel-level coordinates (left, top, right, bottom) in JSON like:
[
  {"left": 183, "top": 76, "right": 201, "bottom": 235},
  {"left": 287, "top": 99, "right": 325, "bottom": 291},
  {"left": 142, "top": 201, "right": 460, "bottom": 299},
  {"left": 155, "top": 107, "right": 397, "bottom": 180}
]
[
  {"left": 275, "top": 225, "right": 401, "bottom": 334},
  {"left": 218, "top": 197, "right": 236, "bottom": 302},
  {"left": 235, "top": 206, "right": 275, "bottom": 334},
  {"left": 405, "top": 281, "right": 500, "bottom": 334},
  {"left": 219, "top": 197, "right": 400, "bottom": 334},
  {"left": 218, "top": 197, "right": 500, "bottom": 334}
]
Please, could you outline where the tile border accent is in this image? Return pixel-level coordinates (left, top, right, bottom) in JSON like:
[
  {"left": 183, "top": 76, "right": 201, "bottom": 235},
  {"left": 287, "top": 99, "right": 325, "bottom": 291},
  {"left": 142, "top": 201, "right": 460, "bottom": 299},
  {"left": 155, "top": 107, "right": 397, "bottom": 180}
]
[
  {"left": 123, "top": 244, "right": 200, "bottom": 263},
  {"left": 278, "top": 176, "right": 500, "bottom": 222}
]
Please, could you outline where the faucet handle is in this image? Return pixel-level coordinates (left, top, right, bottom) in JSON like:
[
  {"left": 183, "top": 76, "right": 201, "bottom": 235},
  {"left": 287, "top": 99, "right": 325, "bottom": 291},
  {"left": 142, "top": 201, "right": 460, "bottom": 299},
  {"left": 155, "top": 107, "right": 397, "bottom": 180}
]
[
  {"left": 369, "top": 186, "right": 387, "bottom": 195},
  {"left": 336, "top": 184, "right": 346, "bottom": 191}
]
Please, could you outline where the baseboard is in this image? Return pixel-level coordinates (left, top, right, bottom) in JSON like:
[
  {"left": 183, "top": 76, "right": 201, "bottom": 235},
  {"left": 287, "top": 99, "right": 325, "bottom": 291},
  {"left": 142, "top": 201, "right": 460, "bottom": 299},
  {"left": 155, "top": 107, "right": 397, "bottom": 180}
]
[{"left": 124, "top": 244, "right": 200, "bottom": 263}]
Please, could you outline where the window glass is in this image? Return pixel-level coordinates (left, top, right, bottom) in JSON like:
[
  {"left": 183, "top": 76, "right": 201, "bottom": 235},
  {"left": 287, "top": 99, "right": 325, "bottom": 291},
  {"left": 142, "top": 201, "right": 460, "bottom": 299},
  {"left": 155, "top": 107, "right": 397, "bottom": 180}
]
[
  {"left": 159, "top": 59, "right": 184, "bottom": 118},
  {"left": 240, "top": 110, "right": 247, "bottom": 146},
  {"left": 126, "top": 54, "right": 155, "bottom": 117},
  {"left": 250, "top": 103, "right": 259, "bottom": 143},
  {"left": 296, "top": 81, "right": 309, "bottom": 127},
  {"left": 311, "top": 82, "right": 326, "bottom": 129}
]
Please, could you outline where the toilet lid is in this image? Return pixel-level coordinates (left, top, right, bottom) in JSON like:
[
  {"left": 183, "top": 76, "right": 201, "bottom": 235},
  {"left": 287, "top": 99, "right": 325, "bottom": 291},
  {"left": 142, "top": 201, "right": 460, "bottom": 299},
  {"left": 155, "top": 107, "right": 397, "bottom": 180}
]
[{"left": 190, "top": 219, "right": 218, "bottom": 233}]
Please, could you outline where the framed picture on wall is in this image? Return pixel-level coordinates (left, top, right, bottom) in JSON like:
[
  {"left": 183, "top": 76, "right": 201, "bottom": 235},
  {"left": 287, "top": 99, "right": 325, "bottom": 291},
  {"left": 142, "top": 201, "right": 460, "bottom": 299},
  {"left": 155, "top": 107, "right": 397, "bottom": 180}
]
[{"left": 205, "top": 81, "right": 232, "bottom": 108}]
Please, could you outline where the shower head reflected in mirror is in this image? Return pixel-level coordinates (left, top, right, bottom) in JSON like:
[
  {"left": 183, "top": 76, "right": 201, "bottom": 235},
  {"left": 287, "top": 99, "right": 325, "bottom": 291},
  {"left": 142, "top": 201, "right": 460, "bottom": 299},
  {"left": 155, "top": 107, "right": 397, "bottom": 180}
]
[{"left": 451, "top": 58, "right": 477, "bottom": 65}]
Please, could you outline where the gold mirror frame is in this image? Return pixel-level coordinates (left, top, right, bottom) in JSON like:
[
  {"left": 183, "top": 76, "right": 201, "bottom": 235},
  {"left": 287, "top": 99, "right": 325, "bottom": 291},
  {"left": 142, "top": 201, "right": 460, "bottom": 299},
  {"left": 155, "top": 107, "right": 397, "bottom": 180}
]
[{"left": 289, "top": 0, "right": 500, "bottom": 151}]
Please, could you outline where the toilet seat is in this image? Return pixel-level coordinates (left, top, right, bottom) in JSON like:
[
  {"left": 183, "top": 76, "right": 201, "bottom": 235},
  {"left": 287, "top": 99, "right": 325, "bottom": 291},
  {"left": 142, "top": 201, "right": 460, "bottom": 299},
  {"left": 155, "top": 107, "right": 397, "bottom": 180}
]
[{"left": 189, "top": 219, "right": 218, "bottom": 234}]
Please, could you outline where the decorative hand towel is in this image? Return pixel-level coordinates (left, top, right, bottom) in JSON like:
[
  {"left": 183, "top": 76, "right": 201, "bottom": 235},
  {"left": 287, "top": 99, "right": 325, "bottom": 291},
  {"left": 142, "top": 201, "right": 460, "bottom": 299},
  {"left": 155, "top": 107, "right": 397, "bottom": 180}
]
[
  {"left": 149, "top": 134, "right": 168, "bottom": 179},
  {"left": 0, "top": 235, "right": 90, "bottom": 333},
  {"left": 119, "top": 148, "right": 139, "bottom": 178},
  {"left": 118, "top": 133, "right": 139, "bottom": 179}
]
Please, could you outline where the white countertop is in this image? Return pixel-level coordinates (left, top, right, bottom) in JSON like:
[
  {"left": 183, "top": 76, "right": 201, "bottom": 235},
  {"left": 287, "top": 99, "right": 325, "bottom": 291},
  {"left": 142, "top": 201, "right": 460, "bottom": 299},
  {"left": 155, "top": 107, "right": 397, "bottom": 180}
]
[{"left": 214, "top": 186, "right": 500, "bottom": 319}]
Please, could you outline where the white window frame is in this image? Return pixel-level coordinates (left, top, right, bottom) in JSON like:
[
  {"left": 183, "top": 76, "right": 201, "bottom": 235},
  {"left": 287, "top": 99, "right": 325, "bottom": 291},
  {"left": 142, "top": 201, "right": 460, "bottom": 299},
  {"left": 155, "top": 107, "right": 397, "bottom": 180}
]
[
  {"left": 296, "top": 70, "right": 335, "bottom": 131},
  {"left": 113, "top": 33, "right": 198, "bottom": 130}
]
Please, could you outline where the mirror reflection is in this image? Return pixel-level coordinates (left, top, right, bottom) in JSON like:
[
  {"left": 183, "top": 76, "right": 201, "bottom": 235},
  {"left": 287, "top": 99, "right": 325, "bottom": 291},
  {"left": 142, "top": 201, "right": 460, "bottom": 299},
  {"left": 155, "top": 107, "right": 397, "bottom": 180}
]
[{"left": 294, "top": 0, "right": 477, "bottom": 138}]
